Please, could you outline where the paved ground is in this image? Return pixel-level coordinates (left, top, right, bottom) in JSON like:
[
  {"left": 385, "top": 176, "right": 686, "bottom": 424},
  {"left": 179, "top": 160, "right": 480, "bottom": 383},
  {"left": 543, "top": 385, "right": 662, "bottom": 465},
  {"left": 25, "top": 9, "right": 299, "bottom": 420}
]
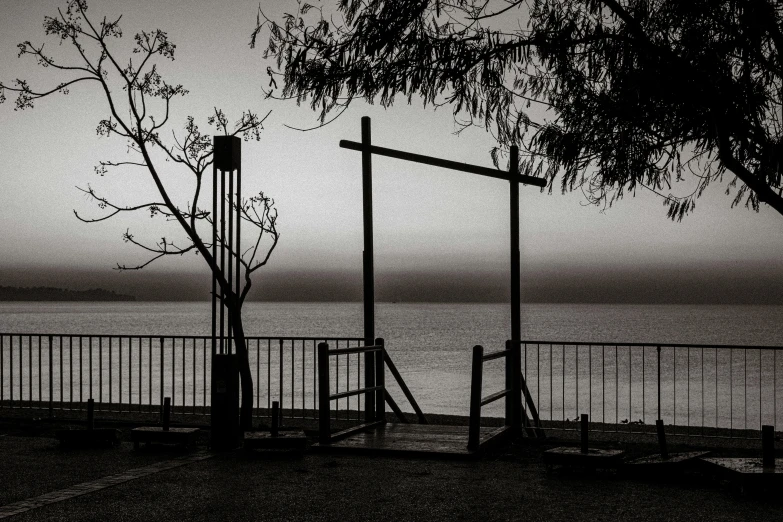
[{"left": 2, "top": 427, "right": 783, "bottom": 521}]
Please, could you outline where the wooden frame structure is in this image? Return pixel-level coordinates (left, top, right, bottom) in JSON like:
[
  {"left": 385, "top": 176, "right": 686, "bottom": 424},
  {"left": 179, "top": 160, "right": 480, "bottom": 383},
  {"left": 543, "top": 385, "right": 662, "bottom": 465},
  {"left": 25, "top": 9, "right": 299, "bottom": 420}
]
[
  {"left": 339, "top": 117, "right": 546, "bottom": 438},
  {"left": 318, "top": 338, "right": 428, "bottom": 445}
]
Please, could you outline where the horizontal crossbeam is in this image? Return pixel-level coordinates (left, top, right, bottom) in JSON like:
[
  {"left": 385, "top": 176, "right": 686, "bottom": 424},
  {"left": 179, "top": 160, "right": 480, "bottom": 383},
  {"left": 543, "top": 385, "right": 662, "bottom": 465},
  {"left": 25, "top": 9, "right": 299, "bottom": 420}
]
[
  {"left": 326, "top": 345, "right": 382, "bottom": 356},
  {"left": 330, "top": 385, "right": 384, "bottom": 401},
  {"left": 339, "top": 140, "right": 547, "bottom": 187},
  {"left": 481, "top": 389, "right": 510, "bottom": 407},
  {"left": 482, "top": 349, "right": 511, "bottom": 362},
  {"left": 328, "top": 420, "right": 386, "bottom": 443}
]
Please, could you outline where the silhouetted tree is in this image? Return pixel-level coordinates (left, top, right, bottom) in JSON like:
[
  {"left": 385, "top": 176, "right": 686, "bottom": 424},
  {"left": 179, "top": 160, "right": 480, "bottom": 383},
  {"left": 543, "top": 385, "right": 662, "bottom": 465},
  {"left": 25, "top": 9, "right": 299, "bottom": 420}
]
[
  {"left": 254, "top": 0, "right": 783, "bottom": 220},
  {"left": 1, "top": 0, "right": 278, "bottom": 430}
]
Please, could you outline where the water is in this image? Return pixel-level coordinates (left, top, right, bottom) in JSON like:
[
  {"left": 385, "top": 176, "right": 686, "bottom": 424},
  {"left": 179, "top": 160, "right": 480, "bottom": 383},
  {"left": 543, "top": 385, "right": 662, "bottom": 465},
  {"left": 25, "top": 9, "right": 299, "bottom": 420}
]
[{"left": 2, "top": 302, "right": 783, "bottom": 424}]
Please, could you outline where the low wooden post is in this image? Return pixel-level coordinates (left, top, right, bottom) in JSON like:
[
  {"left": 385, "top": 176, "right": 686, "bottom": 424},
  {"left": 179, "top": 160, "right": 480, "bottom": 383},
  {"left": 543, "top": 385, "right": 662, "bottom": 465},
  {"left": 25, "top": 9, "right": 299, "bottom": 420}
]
[
  {"left": 375, "top": 338, "right": 386, "bottom": 422},
  {"left": 318, "top": 343, "right": 331, "bottom": 444},
  {"left": 656, "top": 419, "right": 668, "bottom": 459},
  {"left": 580, "top": 414, "right": 589, "bottom": 454},
  {"left": 762, "top": 424, "right": 775, "bottom": 468},
  {"left": 271, "top": 401, "right": 279, "bottom": 437},
  {"left": 468, "top": 345, "right": 484, "bottom": 451},
  {"left": 87, "top": 398, "right": 95, "bottom": 431},
  {"left": 162, "top": 397, "right": 171, "bottom": 431}
]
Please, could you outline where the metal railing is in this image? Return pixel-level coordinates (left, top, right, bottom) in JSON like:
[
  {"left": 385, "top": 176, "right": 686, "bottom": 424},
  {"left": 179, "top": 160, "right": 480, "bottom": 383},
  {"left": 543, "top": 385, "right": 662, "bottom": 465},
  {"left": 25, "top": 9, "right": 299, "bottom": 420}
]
[
  {"left": 521, "top": 341, "right": 783, "bottom": 438},
  {"left": 0, "top": 333, "right": 365, "bottom": 422}
]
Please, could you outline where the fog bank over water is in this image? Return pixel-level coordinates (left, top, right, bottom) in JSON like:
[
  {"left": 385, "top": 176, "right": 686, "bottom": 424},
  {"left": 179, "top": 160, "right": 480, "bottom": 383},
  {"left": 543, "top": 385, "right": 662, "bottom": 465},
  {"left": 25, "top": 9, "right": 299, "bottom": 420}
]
[{"left": 2, "top": 262, "right": 782, "bottom": 304}]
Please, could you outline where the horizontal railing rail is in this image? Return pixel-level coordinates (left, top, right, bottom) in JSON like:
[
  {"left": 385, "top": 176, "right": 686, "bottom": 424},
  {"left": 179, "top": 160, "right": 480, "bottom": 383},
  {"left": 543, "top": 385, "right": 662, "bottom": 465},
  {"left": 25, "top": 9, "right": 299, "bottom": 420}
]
[
  {"left": 0, "top": 333, "right": 365, "bottom": 423},
  {"left": 521, "top": 341, "right": 783, "bottom": 439},
  {"left": 319, "top": 340, "right": 387, "bottom": 443},
  {"left": 468, "top": 343, "right": 517, "bottom": 451}
]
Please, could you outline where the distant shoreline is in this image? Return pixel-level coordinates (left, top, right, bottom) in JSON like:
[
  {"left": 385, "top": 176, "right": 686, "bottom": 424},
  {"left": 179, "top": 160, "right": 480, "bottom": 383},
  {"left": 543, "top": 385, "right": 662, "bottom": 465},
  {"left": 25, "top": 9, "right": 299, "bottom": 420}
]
[{"left": 0, "top": 286, "right": 136, "bottom": 302}]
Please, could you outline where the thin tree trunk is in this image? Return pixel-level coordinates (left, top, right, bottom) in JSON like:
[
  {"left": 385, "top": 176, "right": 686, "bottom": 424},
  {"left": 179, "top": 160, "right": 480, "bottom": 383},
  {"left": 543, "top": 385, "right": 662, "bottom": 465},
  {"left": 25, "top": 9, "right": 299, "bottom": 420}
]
[{"left": 229, "top": 302, "right": 254, "bottom": 431}]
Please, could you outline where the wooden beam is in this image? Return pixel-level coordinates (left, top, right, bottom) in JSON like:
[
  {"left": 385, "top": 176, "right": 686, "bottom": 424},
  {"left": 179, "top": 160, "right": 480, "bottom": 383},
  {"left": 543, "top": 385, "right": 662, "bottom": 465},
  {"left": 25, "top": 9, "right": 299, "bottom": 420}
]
[{"left": 339, "top": 140, "right": 547, "bottom": 187}]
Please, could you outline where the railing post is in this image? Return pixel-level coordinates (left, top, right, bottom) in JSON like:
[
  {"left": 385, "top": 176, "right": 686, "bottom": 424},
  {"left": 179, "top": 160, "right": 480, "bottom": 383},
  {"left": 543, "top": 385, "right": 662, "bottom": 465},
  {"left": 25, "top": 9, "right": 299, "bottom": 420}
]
[
  {"left": 87, "top": 398, "right": 95, "bottom": 431},
  {"left": 375, "top": 338, "right": 386, "bottom": 422},
  {"left": 656, "top": 419, "right": 668, "bottom": 459},
  {"left": 48, "top": 335, "right": 53, "bottom": 417},
  {"left": 162, "top": 396, "right": 171, "bottom": 431},
  {"left": 271, "top": 401, "right": 279, "bottom": 437},
  {"left": 657, "top": 345, "right": 661, "bottom": 422},
  {"left": 580, "top": 413, "right": 589, "bottom": 454},
  {"left": 762, "top": 424, "right": 775, "bottom": 468},
  {"left": 468, "top": 345, "right": 484, "bottom": 451},
  {"left": 318, "top": 342, "right": 331, "bottom": 444}
]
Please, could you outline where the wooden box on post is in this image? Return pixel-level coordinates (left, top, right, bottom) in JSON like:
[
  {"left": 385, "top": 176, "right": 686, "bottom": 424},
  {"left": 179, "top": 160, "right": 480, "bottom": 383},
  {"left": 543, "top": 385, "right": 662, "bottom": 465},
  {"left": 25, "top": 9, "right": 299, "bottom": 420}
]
[
  {"left": 213, "top": 135, "right": 241, "bottom": 171},
  {"left": 211, "top": 353, "right": 240, "bottom": 451}
]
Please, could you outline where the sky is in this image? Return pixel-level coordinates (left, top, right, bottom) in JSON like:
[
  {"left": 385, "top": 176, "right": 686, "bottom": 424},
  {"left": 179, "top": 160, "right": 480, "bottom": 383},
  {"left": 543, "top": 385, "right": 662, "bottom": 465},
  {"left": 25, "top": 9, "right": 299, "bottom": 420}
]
[{"left": 2, "top": 0, "right": 783, "bottom": 303}]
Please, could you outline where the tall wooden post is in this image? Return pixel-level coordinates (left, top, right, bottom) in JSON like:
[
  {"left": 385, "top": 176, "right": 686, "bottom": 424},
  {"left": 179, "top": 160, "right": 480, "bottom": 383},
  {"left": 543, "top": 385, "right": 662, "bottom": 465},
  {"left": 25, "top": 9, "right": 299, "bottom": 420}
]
[
  {"left": 508, "top": 145, "right": 521, "bottom": 424},
  {"left": 362, "top": 116, "right": 376, "bottom": 422}
]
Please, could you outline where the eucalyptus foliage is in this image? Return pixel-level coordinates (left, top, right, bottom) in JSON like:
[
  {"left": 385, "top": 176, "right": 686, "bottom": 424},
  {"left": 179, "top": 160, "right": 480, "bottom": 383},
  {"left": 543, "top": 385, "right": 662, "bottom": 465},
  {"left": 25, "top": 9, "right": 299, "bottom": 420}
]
[{"left": 255, "top": 0, "right": 783, "bottom": 219}]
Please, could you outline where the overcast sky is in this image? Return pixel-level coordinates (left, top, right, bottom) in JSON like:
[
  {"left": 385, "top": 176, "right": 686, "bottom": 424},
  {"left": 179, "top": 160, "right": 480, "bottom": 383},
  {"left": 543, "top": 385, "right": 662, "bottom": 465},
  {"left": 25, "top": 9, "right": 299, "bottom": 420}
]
[{"left": 2, "top": 0, "right": 783, "bottom": 303}]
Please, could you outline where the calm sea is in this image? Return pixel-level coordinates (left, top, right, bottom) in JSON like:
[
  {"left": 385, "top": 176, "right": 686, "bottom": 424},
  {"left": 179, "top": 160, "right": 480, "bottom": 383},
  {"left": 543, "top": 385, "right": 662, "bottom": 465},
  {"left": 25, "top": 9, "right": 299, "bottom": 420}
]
[{"left": 2, "top": 302, "right": 783, "bottom": 420}]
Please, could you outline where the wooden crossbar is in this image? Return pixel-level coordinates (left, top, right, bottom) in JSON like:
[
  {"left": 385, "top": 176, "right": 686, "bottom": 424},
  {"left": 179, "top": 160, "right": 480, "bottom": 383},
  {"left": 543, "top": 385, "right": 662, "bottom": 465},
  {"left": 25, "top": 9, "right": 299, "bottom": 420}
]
[
  {"left": 329, "top": 420, "right": 386, "bottom": 443},
  {"left": 330, "top": 385, "right": 384, "bottom": 401},
  {"left": 339, "top": 140, "right": 547, "bottom": 187},
  {"left": 327, "top": 345, "right": 382, "bottom": 356},
  {"left": 481, "top": 389, "right": 509, "bottom": 407},
  {"left": 483, "top": 349, "right": 511, "bottom": 362}
]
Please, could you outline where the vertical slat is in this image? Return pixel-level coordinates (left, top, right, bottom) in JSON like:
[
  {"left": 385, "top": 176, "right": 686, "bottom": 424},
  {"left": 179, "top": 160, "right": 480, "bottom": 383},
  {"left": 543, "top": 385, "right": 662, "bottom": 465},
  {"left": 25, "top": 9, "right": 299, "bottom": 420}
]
[
  {"left": 99, "top": 336, "right": 102, "bottom": 404},
  {"left": 291, "top": 339, "right": 295, "bottom": 418},
  {"left": 48, "top": 335, "right": 53, "bottom": 415},
  {"left": 79, "top": 337, "right": 83, "bottom": 406},
  {"left": 267, "top": 339, "right": 271, "bottom": 409},
  {"left": 203, "top": 338, "right": 207, "bottom": 412},
  {"left": 59, "top": 336, "right": 63, "bottom": 410},
  {"left": 119, "top": 338, "right": 123, "bottom": 412},
  {"left": 89, "top": 336, "right": 93, "bottom": 401},
  {"left": 38, "top": 335, "right": 41, "bottom": 405},
  {"left": 172, "top": 337, "right": 176, "bottom": 409},
  {"left": 8, "top": 335, "right": 12, "bottom": 407},
  {"left": 183, "top": 337, "right": 186, "bottom": 412},
  {"left": 318, "top": 342, "right": 330, "bottom": 444},
  {"left": 109, "top": 337, "right": 112, "bottom": 407},
  {"left": 657, "top": 346, "right": 661, "bottom": 421},
  {"left": 279, "top": 339, "right": 283, "bottom": 420},
  {"left": 211, "top": 152, "right": 217, "bottom": 358},
  {"left": 227, "top": 169, "right": 234, "bottom": 354},
  {"left": 192, "top": 338, "right": 196, "bottom": 414},
  {"left": 602, "top": 344, "right": 605, "bottom": 426},
  {"left": 588, "top": 344, "right": 592, "bottom": 422},
  {"left": 159, "top": 337, "right": 164, "bottom": 409}
]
